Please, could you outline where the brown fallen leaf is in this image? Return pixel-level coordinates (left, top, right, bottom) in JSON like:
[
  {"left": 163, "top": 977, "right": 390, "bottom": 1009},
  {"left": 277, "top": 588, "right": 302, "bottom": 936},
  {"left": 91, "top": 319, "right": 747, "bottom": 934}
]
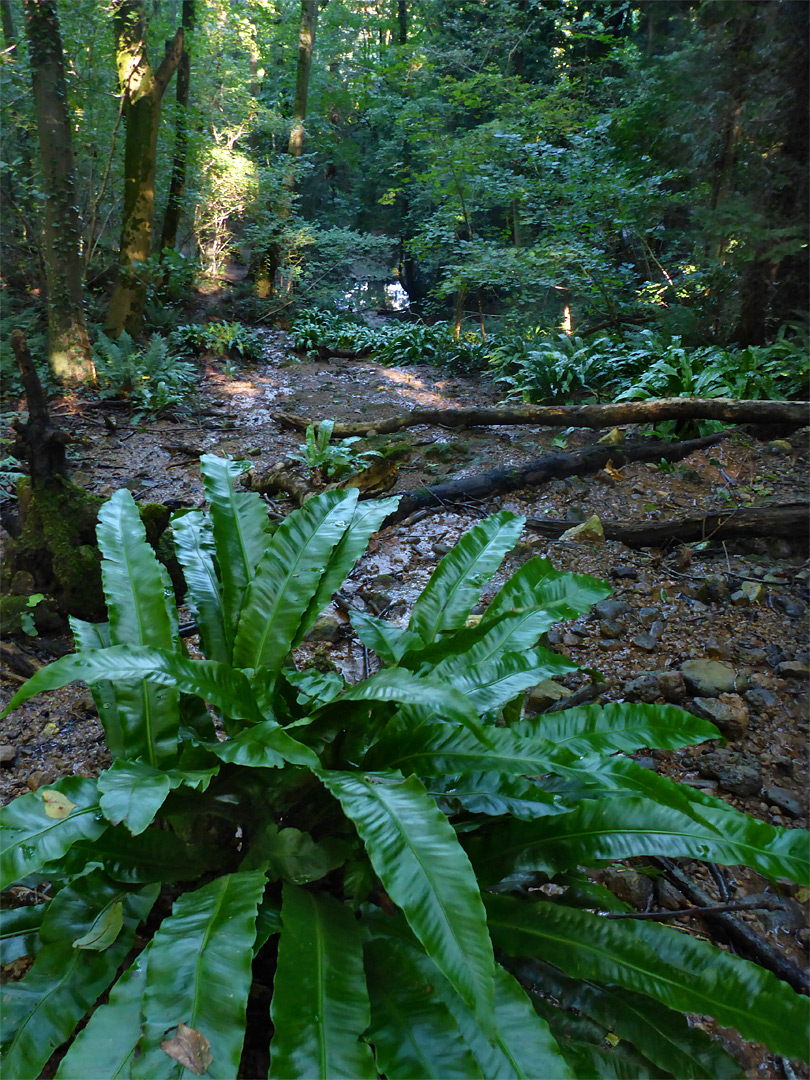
[
  {"left": 161, "top": 1022, "right": 213, "bottom": 1075},
  {"left": 41, "top": 790, "right": 77, "bottom": 819}
]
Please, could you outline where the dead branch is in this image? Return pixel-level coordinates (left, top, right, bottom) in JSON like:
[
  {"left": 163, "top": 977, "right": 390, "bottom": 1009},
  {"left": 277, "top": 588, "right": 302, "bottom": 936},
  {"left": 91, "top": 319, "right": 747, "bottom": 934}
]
[
  {"left": 381, "top": 433, "right": 728, "bottom": 527},
  {"left": 274, "top": 397, "right": 809, "bottom": 438},
  {"left": 10, "top": 330, "right": 72, "bottom": 486},
  {"left": 525, "top": 502, "right": 810, "bottom": 548}
]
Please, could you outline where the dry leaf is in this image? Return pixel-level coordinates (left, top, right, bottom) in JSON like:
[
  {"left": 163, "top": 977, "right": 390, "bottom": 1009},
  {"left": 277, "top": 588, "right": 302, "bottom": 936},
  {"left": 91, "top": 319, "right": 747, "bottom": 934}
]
[
  {"left": 41, "top": 789, "right": 76, "bottom": 819},
  {"left": 161, "top": 1022, "right": 213, "bottom": 1075},
  {"left": 597, "top": 427, "right": 625, "bottom": 446},
  {"left": 603, "top": 459, "right": 623, "bottom": 482}
]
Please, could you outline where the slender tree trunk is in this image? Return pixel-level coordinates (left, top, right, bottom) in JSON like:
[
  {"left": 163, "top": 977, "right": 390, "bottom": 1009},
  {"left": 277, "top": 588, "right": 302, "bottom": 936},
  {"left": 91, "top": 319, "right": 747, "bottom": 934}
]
[
  {"left": 397, "top": 0, "right": 407, "bottom": 46},
  {"left": 23, "top": 0, "right": 95, "bottom": 385},
  {"left": 159, "top": 0, "right": 195, "bottom": 258},
  {"left": 106, "top": 0, "right": 183, "bottom": 338}
]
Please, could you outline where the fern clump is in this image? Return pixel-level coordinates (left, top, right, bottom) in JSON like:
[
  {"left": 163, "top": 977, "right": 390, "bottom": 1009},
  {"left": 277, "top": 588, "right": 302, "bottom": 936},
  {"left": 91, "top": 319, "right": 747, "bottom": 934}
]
[
  {"left": 0, "top": 456, "right": 807, "bottom": 1078},
  {"left": 93, "top": 331, "right": 196, "bottom": 417}
]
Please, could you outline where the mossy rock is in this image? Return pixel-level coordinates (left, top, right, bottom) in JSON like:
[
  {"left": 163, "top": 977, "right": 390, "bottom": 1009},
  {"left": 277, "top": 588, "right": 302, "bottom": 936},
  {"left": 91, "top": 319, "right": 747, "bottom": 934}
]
[
  {"left": 0, "top": 592, "right": 63, "bottom": 636},
  {"left": 423, "top": 440, "right": 470, "bottom": 463}
]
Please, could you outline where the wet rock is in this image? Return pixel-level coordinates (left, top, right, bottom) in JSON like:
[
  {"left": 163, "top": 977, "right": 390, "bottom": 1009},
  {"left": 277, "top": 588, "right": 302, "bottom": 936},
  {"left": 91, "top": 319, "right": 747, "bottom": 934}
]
[
  {"left": 304, "top": 614, "right": 343, "bottom": 643},
  {"left": 599, "top": 619, "right": 623, "bottom": 639},
  {"left": 26, "top": 770, "right": 55, "bottom": 791},
  {"left": 637, "top": 607, "right": 661, "bottom": 627},
  {"left": 631, "top": 632, "right": 657, "bottom": 652},
  {"left": 601, "top": 868, "right": 654, "bottom": 909},
  {"left": 744, "top": 688, "right": 778, "bottom": 710},
  {"left": 594, "top": 598, "right": 633, "bottom": 621},
  {"left": 625, "top": 670, "right": 686, "bottom": 705},
  {"left": 698, "top": 749, "right": 761, "bottom": 797},
  {"left": 649, "top": 620, "right": 666, "bottom": 641},
  {"left": 680, "top": 659, "right": 739, "bottom": 696},
  {"left": 689, "top": 694, "right": 750, "bottom": 740},
  {"left": 610, "top": 566, "right": 638, "bottom": 580},
  {"left": 697, "top": 575, "right": 727, "bottom": 604},
  {"left": 526, "top": 680, "right": 570, "bottom": 712},
  {"left": 774, "top": 597, "right": 806, "bottom": 619},
  {"left": 0, "top": 745, "right": 17, "bottom": 765},
  {"left": 777, "top": 660, "right": 810, "bottom": 679},
  {"left": 764, "top": 785, "right": 804, "bottom": 819},
  {"left": 741, "top": 580, "right": 764, "bottom": 603}
]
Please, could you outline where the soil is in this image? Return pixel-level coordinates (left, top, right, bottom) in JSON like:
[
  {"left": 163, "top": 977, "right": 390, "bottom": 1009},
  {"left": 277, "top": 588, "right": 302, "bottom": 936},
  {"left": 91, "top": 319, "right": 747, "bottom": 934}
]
[{"left": 1, "top": 317, "right": 808, "bottom": 1078}]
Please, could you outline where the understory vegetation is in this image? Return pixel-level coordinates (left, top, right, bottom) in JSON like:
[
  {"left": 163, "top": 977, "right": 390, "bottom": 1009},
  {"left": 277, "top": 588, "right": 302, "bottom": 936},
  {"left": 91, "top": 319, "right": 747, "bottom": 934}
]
[{"left": 0, "top": 458, "right": 807, "bottom": 1079}]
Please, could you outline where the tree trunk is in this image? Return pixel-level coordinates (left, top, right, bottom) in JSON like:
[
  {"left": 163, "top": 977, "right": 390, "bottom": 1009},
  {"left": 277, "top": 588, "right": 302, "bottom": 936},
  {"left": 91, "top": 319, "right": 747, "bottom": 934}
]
[
  {"left": 23, "top": 0, "right": 96, "bottom": 385},
  {"left": 287, "top": 0, "right": 317, "bottom": 162},
  {"left": 274, "top": 397, "right": 810, "bottom": 438},
  {"left": 106, "top": 0, "right": 183, "bottom": 338},
  {"left": 159, "top": 0, "right": 195, "bottom": 258}
]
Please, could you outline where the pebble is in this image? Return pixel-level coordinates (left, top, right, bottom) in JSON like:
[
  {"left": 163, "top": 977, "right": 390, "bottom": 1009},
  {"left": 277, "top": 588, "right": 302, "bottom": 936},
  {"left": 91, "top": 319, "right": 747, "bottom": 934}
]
[
  {"left": 631, "top": 632, "right": 657, "bottom": 652},
  {"left": 697, "top": 575, "right": 727, "bottom": 604},
  {"left": 599, "top": 619, "right": 623, "bottom": 639},
  {"left": 698, "top": 748, "right": 762, "bottom": 797},
  {"left": 26, "top": 770, "right": 55, "bottom": 791},
  {"left": 594, "top": 598, "right": 632, "bottom": 621},
  {"left": 706, "top": 640, "right": 734, "bottom": 661},
  {"left": 637, "top": 607, "right": 661, "bottom": 627},
  {"left": 744, "top": 688, "right": 778, "bottom": 710},
  {"left": 0, "top": 744, "right": 17, "bottom": 765},
  {"left": 680, "top": 659, "right": 739, "bottom": 696},
  {"left": 525, "top": 680, "right": 570, "bottom": 712},
  {"left": 689, "top": 694, "right": 750, "bottom": 740},
  {"left": 730, "top": 590, "right": 750, "bottom": 607},
  {"left": 610, "top": 566, "right": 638, "bottom": 580},
  {"left": 648, "top": 620, "right": 666, "bottom": 641},
  {"left": 763, "top": 785, "right": 804, "bottom": 818},
  {"left": 775, "top": 597, "right": 806, "bottom": 619},
  {"left": 777, "top": 660, "right": 809, "bottom": 679},
  {"left": 625, "top": 670, "right": 686, "bottom": 705},
  {"left": 303, "top": 614, "right": 343, "bottom": 643}
]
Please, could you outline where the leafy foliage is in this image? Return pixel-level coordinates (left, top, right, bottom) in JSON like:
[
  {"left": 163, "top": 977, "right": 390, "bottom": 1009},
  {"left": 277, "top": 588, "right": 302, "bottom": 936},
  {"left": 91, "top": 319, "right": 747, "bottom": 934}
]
[
  {"left": 288, "top": 419, "right": 381, "bottom": 482},
  {"left": 0, "top": 459, "right": 807, "bottom": 1078},
  {"left": 172, "top": 321, "right": 264, "bottom": 363},
  {"left": 92, "top": 331, "right": 196, "bottom": 419}
]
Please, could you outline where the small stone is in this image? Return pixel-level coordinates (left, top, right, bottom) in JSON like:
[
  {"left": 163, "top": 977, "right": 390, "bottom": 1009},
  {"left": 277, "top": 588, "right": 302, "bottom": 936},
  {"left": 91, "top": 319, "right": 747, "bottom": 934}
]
[
  {"left": 631, "top": 632, "right": 657, "bottom": 652},
  {"left": 594, "top": 599, "right": 633, "bottom": 621},
  {"left": 741, "top": 581, "right": 763, "bottom": 603},
  {"left": 690, "top": 694, "right": 750, "bottom": 740},
  {"left": 525, "top": 680, "right": 570, "bottom": 712},
  {"left": 777, "top": 660, "right": 810, "bottom": 679},
  {"left": 775, "top": 597, "right": 806, "bottom": 619},
  {"left": 303, "top": 614, "right": 342, "bottom": 643},
  {"left": 649, "top": 620, "right": 666, "bottom": 641},
  {"left": 431, "top": 542, "right": 452, "bottom": 557},
  {"left": 764, "top": 785, "right": 805, "bottom": 819},
  {"left": 562, "top": 633, "right": 581, "bottom": 647},
  {"left": 730, "top": 590, "right": 750, "bottom": 607},
  {"left": 744, "top": 688, "right": 778, "bottom": 710},
  {"left": 559, "top": 514, "right": 605, "bottom": 544},
  {"left": 610, "top": 566, "right": 638, "bottom": 580},
  {"left": 680, "top": 659, "right": 739, "bottom": 696},
  {"left": 26, "top": 770, "right": 55, "bottom": 791},
  {"left": 0, "top": 745, "right": 17, "bottom": 765},
  {"left": 697, "top": 575, "right": 727, "bottom": 604},
  {"left": 601, "top": 868, "right": 654, "bottom": 909},
  {"left": 698, "top": 748, "right": 761, "bottom": 797},
  {"left": 625, "top": 670, "right": 686, "bottom": 705},
  {"left": 656, "top": 880, "right": 687, "bottom": 911},
  {"left": 599, "top": 619, "right": 623, "bottom": 639},
  {"left": 545, "top": 628, "right": 563, "bottom": 646},
  {"left": 769, "top": 538, "right": 793, "bottom": 559},
  {"left": 768, "top": 439, "right": 792, "bottom": 454},
  {"left": 637, "top": 607, "right": 661, "bottom": 627}
]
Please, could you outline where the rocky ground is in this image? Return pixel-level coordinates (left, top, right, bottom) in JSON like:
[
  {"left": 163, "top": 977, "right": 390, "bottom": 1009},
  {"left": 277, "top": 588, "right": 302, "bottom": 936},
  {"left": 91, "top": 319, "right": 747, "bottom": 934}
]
[{"left": 1, "top": 325, "right": 808, "bottom": 1077}]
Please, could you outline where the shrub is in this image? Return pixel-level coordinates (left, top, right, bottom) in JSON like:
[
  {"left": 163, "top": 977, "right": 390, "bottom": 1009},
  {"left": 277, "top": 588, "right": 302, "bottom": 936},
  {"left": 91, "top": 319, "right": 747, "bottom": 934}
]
[
  {"left": 93, "top": 331, "right": 196, "bottom": 419},
  {"left": 288, "top": 419, "right": 381, "bottom": 482},
  {"left": 0, "top": 456, "right": 807, "bottom": 1078},
  {"left": 172, "top": 321, "right": 264, "bottom": 364}
]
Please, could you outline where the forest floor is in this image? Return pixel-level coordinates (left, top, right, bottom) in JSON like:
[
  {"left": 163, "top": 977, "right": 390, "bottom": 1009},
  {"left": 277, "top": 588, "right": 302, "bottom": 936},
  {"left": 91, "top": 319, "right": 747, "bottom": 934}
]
[{"left": 1, "top": 319, "right": 808, "bottom": 1078}]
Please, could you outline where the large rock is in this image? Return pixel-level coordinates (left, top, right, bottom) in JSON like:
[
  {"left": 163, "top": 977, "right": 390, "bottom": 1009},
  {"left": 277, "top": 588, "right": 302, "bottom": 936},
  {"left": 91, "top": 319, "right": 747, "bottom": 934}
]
[
  {"left": 698, "top": 749, "right": 762, "bottom": 797},
  {"left": 680, "top": 659, "right": 739, "bottom": 697},
  {"left": 689, "top": 694, "right": 749, "bottom": 740}
]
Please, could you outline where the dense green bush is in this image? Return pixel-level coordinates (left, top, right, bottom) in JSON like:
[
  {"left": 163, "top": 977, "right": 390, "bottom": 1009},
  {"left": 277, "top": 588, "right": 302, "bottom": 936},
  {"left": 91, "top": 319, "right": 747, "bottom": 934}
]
[
  {"left": 0, "top": 456, "right": 807, "bottom": 1079},
  {"left": 172, "top": 321, "right": 264, "bottom": 364}
]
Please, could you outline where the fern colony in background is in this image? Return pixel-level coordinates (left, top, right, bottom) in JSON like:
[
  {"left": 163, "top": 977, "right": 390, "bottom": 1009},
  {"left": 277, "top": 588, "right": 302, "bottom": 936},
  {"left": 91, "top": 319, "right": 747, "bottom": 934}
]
[{"left": 0, "top": 456, "right": 807, "bottom": 1079}]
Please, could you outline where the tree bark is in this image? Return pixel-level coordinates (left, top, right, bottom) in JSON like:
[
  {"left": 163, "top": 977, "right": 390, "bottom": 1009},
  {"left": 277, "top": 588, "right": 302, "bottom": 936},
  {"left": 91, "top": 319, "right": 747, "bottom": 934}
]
[
  {"left": 274, "top": 397, "right": 810, "bottom": 438},
  {"left": 525, "top": 503, "right": 809, "bottom": 548},
  {"left": 287, "top": 0, "right": 317, "bottom": 161},
  {"left": 23, "top": 0, "right": 96, "bottom": 385},
  {"left": 10, "top": 331, "right": 72, "bottom": 485},
  {"left": 159, "top": 0, "right": 195, "bottom": 258},
  {"left": 106, "top": 0, "right": 183, "bottom": 338}
]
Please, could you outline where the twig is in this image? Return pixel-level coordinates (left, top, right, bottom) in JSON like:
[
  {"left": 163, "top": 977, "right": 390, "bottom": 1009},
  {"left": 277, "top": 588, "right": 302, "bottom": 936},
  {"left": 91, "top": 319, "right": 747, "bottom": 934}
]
[{"left": 605, "top": 897, "right": 787, "bottom": 920}]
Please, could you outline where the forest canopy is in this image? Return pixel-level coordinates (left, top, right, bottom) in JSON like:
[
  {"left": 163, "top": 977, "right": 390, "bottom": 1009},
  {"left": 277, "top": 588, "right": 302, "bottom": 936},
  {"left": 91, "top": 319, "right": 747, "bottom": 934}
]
[{"left": 1, "top": 0, "right": 808, "bottom": 385}]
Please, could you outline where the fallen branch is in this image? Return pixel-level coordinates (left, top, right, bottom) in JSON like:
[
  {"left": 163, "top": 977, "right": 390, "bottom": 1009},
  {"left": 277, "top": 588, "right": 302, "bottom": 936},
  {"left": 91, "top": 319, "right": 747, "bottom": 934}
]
[
  {"left": 605, "top": 896, "right": 791, "bottom": 920},
  {"left": 381, "top": 433, "right": 727, "bottom": 527},
  {"left": 274, "top": 397, "right": 809, "bottom": 437},
  {"left": 525, "top": 502, "right": 810, "bottom": 548},
  {"left": 654, "top": 857, "right": 809, "bottom": 995}
]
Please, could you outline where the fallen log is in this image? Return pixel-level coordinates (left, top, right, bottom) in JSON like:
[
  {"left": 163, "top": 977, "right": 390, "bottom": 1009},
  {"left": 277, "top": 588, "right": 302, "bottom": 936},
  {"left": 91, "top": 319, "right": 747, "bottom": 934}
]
[
  {"left": 382, "top": 432, "right": 727, "bottom": 527},
  {"left": 525, "top": 502, "right": 810, "bottom": 548},
  {"left": 274, "top": 397, "right": 809, "bottom": 438}
]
